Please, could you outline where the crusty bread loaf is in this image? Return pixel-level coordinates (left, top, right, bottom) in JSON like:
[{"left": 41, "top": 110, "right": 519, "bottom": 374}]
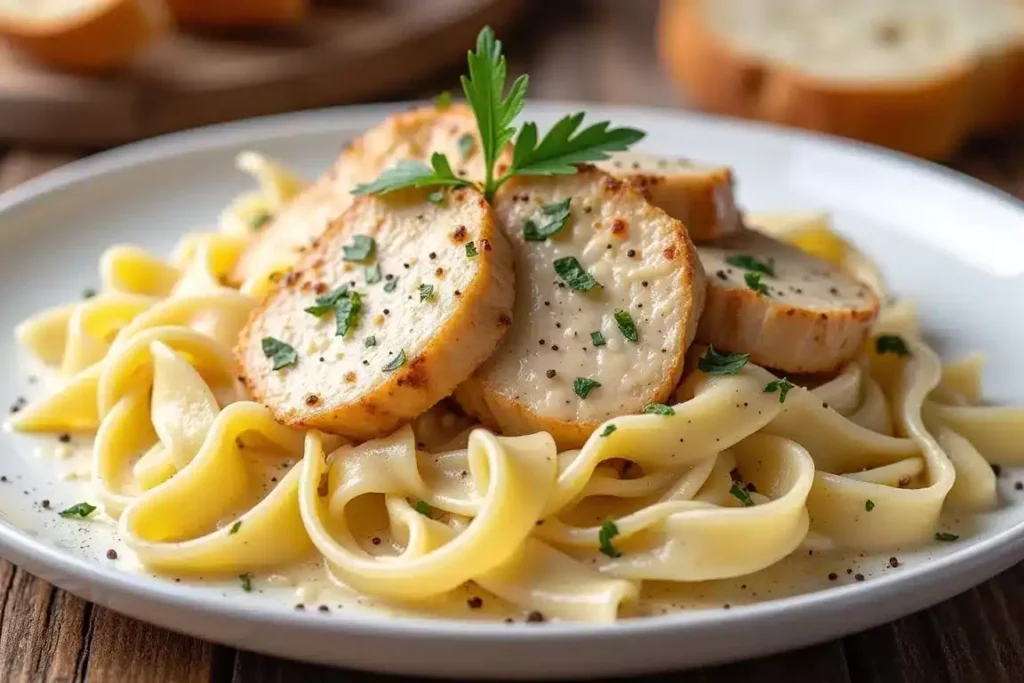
[
  {"left": 166, "top": 0, "right": 308, "bottom": 26},
  {"left": 659, "top": 0, "right": 1024, "bottom": 159},
  {"left": 0, "top": 0, "right": 169, "bottom": 71}
]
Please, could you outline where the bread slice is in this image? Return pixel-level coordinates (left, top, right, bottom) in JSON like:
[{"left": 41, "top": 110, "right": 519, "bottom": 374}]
[
  {"left": 658, "top": 0, "right": 1024, "bottom": 159},
  {"left": 236, "top": 186, "right": 514, "bottom": 441},
  {"left": 696, "top": 228, "right": 879, "bottom": 374},
  {"left": 229, "top": 103, "right": 497, "bottom": 286},
  {"left": 166, "top": 0, "right": 308, "bottom": 26},
  {"left": 455, "top": 167, "right": 706, "bottom": 450},
  {"left": 0, "top": 0, "right": 168, "bottom": 71},
  {"left": 595, "top": 152, "right": 741, "bottom": 243}
]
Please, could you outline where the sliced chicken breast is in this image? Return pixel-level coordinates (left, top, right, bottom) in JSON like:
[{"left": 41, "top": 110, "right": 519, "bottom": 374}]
[
  {"left": 697, "top": 228, "right": 880, "bottom": 374},
  {"left": 229, "top": 103, "right": 495, "bottom": 286},
  {"left": 595, "top": 151, "right": 742, "bottom": 243},
  {"left": 455, "top": 167, "right": 706, "bottom": 450},
  {"left": 237, "top": 187, "right": 514, "bottom": 440}
]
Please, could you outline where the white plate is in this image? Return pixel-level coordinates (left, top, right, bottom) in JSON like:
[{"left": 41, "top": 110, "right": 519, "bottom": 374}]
[{"left": 1, "top": 103, "right": 1023, "bottom": 679}]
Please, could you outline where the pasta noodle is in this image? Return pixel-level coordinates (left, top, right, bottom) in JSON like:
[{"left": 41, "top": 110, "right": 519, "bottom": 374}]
[{"left": 9, "top": 152, "right": 1022, "bottom": 623}]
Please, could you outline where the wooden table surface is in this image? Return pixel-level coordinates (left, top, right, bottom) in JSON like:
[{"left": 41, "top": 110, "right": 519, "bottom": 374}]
[{"left": 2, "top": 1, "right": 1024, "bottom": 681}]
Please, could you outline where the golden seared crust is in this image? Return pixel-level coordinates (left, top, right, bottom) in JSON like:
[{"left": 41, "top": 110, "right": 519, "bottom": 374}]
[
  {"left": 236, "top": 186, "right": 514, "bottom": 441},
  {"left": 0, "top": 0, "right": 169, "bottom": 72},
  {"left": 696, "top": 229, "right": 880, "bottom": 374},
  {"left": 229, "top": 103, "right": 507, "bottom": 286},
  {"left": 658, "top": 0, "right": 981, "bottom": 160},
  {"left": 597, "top": 152, "right": 741, "bottom": 243},
  {"left": 455, "top": 166, "right": 706, "bottom": 450}
]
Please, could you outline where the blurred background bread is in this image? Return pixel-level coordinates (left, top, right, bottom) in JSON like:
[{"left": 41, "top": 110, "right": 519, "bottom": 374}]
[{"left": 658, "top": 0, "right": 1024, "bottom": 159}]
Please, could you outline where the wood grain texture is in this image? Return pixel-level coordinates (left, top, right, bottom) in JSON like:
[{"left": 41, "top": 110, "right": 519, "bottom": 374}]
[{"left": 2, "top": 0, "right": 1024, "bottom": 681}]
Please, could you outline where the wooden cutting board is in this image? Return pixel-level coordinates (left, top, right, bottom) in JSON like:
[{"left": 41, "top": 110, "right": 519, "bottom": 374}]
[{"left": 0, "top": 0, "right": 522, "bottom": 146}]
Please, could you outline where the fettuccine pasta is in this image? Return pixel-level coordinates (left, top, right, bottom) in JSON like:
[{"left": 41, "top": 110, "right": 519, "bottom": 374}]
[{"left": 9, "top": 152, "right": 1021, "bottom": 624}]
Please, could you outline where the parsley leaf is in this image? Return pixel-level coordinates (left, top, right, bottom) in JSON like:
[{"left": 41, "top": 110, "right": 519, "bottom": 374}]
[
  {"left": 522, "top": 198, "right": 572, "bottom": 241},
  {"left": 82, "top": 288, "right": 97, "bottom": 299},
  {"left": 613, "top": 309, "right": 638, "bottom": 342},
  {"left": 466, "top": 241, "right": 478, "bottom": 258},
  {"left": 553, "top": 256, "right": 600, "bottom": 291},
  {"left": 414, "top": 500, "right": 432, "bottom": 518},
  {"left": 250, "top": 211, "right": 273, "bottom": 231},
  {"left": 590, "top": 331, "right": 606, "bottom": 347},
  {"left": 865, "top": 500, "right": 875, "bottom": 512},
  {"left": 428, "top": 190, "right": 444, "bottom": 205},
  {"left": 383, "top": 350, "right": 407, "bottom": 372},
  {"left": 434, "top": 91, "right": 452, "bottom": 109},
  {"left": 934, "top": 532, "right": 959, "bottom": 542},
  {"left": 574, "top": 377, "right": 601, "bottom": 399},
  {"left": 419, "top": 283, "right": 435, "bottom": 302},
  {"left": 239, "top": 573, "right": 253, "bottom": 592},
  {"left": 304, "top": 285, "right": 348, "bottom": 316},
  {"left": 745, "top": 271, "right": 769, "bottom": 295},
  {"left": 229, "top": 520, "right": 242, "bottom": 534},
  {"left": 600, "top": 424, "right": 617, "bottom": 437},
  {"left": 643, "top": 403, "right": 675, "bottom": 416},
  {"left": 305, "top": 288, "right": 361, "bottom": 337},
  {"left": 384, "top": 277, "right": 398, "bottom": 293},
  {"left": 350, "top": 155, "right": 473, "bottom": 196},
  {"left": 461, "top": 26, "right": 528, "bottom": 198},
  {"left": 261, "top": 337, "right": 298, "bottom": 370},
  {"left": 598, "top": 520, "right": 621, "bottom": 558},
  {"left": 365, "top": 264, "right": 382, "bottom": 284},
  {"left": 698, "top": 346, "right": 749, "bottom": 375},
  {"left": 365, "top": 336, "right": 377, "bottom": 348},
  {"left": 764, "top": 378, "right": 795, "bottom": 404},
  {"left": 507, "top": 113, "right": 645, "bottom": 178},
  {"left": 876, "top": 335, "right": 911, "bottom": 357},
  {"left": 59, "top": 502, "right": 96, "bottom": 519},
  {"left": 342, "top": 235, "right": 376, "bottom": 262},
  {"left": 729, "top": 483, "right": 754, "bottom": 507},
  {"left": 726, "top": 254, "right": 775, "bottom": 276},
  {"left": 457, "top": 133, "right": 474, "bottom": 158}
]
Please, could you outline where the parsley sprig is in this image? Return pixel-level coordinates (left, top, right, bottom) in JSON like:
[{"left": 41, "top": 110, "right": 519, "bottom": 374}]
[{"left": 353, "top": 27, "right": 644, "bottom": 202}]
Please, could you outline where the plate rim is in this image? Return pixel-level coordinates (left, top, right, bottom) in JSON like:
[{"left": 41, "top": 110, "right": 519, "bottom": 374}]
[{"left": 0, "top": 101, "right": 1022, "bottom": 650}]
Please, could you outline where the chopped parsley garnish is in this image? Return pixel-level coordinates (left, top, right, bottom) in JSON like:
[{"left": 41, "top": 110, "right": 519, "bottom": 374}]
[
  {"left": 613, "top": 309, "right": 638, "bottom": 342},
  {"left": 876, "top": 335, "right": 911, "bottom": 357},
  {"left": 725, "top": 254, "right": 775, "bottom": 276},
  {"left": 522, "top": 198, "right": 572, "bottom": 241},
  {"left": 342, "top": 235, "right": 376, "bottom": 262},
  {"left": 600, "top": 424, "right": 617, "bottom": 437},
  {"left": 383, "top": 277, "right": 398, "bottom": 293},
  {"left": 590, "top": 331, "right": 606, "bottom": 347},
  {"left": 457, "top": 133, "right": 474, "bottom": 158},
  {"left": 573, "top": 377, "right": 601, "bottom": 399},
  {"left": 365, "top": 264, "right": 382, "bottom": 284},
  {"left": 229, "top": 520, "right": 242, "bottom": 534},
  {"left": 643, "top": 403, "right": 675, "bottom": 416},
  {"left": 865, "top": 500, "right": 875, "bottom": 512},
  {"left": 354, "top": 27, "right": 644, "bottom": 202},
  {"left": 250, "top": 211, "right": 273, "bottom": 231},
  {"left": 554, "top": 256, "right": 600, "bottom": 291},
  {"left": 59, "top": 502, "right": 96, "bottom": 519},
  {"left": 434, "top": 90, "right": 452, "bottom": 109},
  {"left": 239, "top": 573, "right": 253, "bottom": 592},
  {"left": 261, "top": 337, "right": 298, "bottom": 370},
  {"left": 744, "top": 271, "right": 769, "bottom": 295},
  {"left": 306, "top": 288, "right": 362, "bottom": 337},
  {"left": 934, "top": 532, "right": 959, "bottom": 542},
  {"left": 413, "top": 500, "right": 432, "bottom": 517},
  {"left": 764, "top": 378, "right": 794, "bottom": 404},
  {"left": 698, "top": 346, "right": 749, "bottom": 375},
  {"left": 729, "top": 484, "right": 754, "bottom": 507},
  {"left": 365, "top": 336, "right": 377, "bottom": 348},
  {"left": 419, "top": 283, "right": 435, "bottom": 302},
  {"left": 82, "top": 288, "right": 97, "bottom": 299},
  {"left": 427, "top": 190, "right": 444, "bottom": 204},
  {"left": 466, "top": 241, "right": 478, "bottom": 258},
  {"left": 598, "top": 520, "right": 621, "bottom": 558},
  {"left": 382, "top": 350, "right": 407, "bottom": 372}
]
